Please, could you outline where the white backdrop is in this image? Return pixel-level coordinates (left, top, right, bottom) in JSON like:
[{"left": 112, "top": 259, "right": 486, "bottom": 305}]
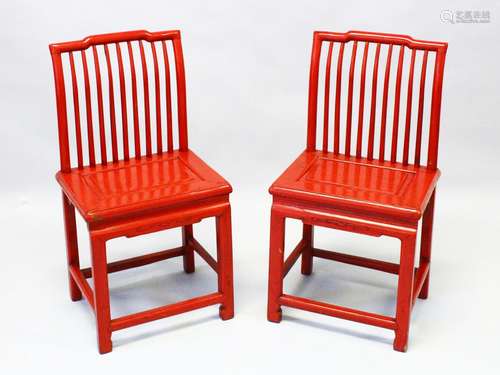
[{"left": 1, "top": 0, "right": 499, "bottom": 373}]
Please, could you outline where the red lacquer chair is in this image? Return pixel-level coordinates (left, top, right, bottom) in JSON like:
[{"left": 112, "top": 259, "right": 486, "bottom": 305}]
[
  {"left": 49, "top": 30, "right": 234, "bottom": 354},
  {"left": 267, "top": 31, "right": 447, "bottom": 351}
]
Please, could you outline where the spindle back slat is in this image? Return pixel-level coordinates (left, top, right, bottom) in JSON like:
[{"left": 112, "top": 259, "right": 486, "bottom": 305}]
[
  {"left": 151, "top": 42, "right": 162, "bottom": 153},
  {"left": 80, "top": 50, "right": 96, "bottom": 166},
  {"left": 403, "top": 49, "right": 416, "bottom": 165},
  {"left": 92, "top": 45, "right": 107, "bottom": 164},
  {"left": 322, "top": 42, "right": 333, "bottom": 152},
  {"left": 415, "top": 51, "right": 429, "bottom": 166},
  {"left": 127, "top": 40, "right": 141, "bottom": 158},
  {"left": 379, "top": 44, "right": 393, "bottom": 161},
  {"left": 138, "top": 41, "right": 152, "bottom": 157},
  {"left": 306, "top": 31, "right": 447, "bottom": 169},
  {"left": 103, "top": 44, "right": 119, "bottom": 163},
  {"left": 390, "top": 45, "right": 405, "bottom": 163},
  {"left": 68, "top": 52, "right": 84, "bottom": 168},
  {"left": 367, "top": 43, "right": 381, "bottom": 160},
  {"left": 115, "top": 42, "right": 130, "bottom": 161},
  {"left": 50, "top": 30, "right": 188, "bottom": 172},
  {"left": 345, "top": 41, "right": 357, "bottom": 156},
  {"left": 333, "top": 43, "right": 345, "bottom": 154},
  {"left": 356, "top": 42, "right": 369, "bottom": 158},
  {"left": 162, "top": 40, "right": 174, "bottom": 152}
]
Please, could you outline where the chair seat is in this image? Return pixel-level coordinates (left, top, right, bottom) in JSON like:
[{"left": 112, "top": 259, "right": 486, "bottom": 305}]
[
  {"left": 57, "top": 150, "right": 232, "bottom": 222},
  {"left": 269, "top": 151, "right": 439, "bottom": 220}
]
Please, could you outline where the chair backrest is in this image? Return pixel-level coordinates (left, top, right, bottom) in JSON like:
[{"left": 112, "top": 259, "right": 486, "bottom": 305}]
[
  {"left": 306, "top": 31, "right": 447, "bottom": 169},
  {"left": 50, "top": 30, "right": 188, "bottom": 172}
]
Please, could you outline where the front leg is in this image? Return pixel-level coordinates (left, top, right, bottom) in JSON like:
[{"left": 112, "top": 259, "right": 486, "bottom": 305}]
[
  {"left": 393, "top": 234, "right": 417, "bottom": 352},
  {"left": 267, "top": 207, "right": 286, "bottom": 323},
  {"left": 418, "top": 190, "right": 435, "bottom": 299},
  {"left": 216, "top": 205, "right": 234, "bottom": 320},
  {"left": 90, "top": 234, "right": 112, "bottom": 354},
  {"left": 62, "top": 193, "right": 82, "bottom": 301}
]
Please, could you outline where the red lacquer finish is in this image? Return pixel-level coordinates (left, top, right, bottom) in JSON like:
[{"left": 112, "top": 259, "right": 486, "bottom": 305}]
[
  {"left": 267, "top": 30, "right": 447, "bottom": 352},
  {"left": 49, "top": 29, "right": 234, "bottom": 354}
]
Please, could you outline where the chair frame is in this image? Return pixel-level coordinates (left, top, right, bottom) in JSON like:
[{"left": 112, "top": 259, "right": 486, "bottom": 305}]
[
  {"left": 50, "top": 30, "right": 234, "bottom": 354},
  {"left": 267, "top": 30, "right": 447, "bottom": 352}
]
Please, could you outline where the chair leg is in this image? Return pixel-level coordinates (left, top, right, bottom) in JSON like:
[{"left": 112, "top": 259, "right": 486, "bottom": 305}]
[
  {"left": 182, "top": 225, "right": 195, "bottom": 273},
  {"left": 301, "top": 224, "right": 314, "bottom": 275},
  {"left": 267, "top": 208, "right": 285, "bottom": 323},
  {"left": 216, "top": 206, "right": 234, "bottom": 320},
  {"left": 393, "top": 234, "right": 417, "bottom": 352},
  {"left": 418, "top": 190, "right": 435, "bottom": 300},
  {"left": 62, "top": 193, "right": 82, "bottom": 302},
  {"left": 90, "top": 234, "right": 112, "bottom": 354}
]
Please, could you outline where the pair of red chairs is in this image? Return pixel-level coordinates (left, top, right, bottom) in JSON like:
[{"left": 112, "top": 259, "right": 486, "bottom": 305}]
[{"left": 49, "top": 29, "right": 447, "bottom": 353}]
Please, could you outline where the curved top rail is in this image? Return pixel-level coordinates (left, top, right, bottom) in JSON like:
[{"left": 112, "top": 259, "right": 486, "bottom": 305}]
[
  {"left": 49, "top": 29, "right": 180, "bottom": 54},
  {"left": 314, "top": 30, "right": 447, "bottom": 52}
]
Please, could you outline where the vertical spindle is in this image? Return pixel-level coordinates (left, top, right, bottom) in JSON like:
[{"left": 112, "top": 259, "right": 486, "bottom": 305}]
[
  {"left": 414, "top": 51, "right": 428, "bottom": 166},
  {"left": 161, "top": 41, "right": 174, "bottom": 152},
  {"left": 127, "top": 41, "right": 141, "bottom": 157},
  {"left": 345, "top": 41, "right": 358, "bottom": 156},
  {"left": 390, "top": 46, "right": 405, "bottom": 163},
  {"left": 323, "top": 42, "right": 334, "bottom": 152},
  {"left": 69, "top": 52, "right": 84, "bottom": 168},
  {"left": 402, "top": 49, "right": 416, "bottom": 165},
  {"left": 356, "top": 42, "right": 369, "bottom": 158},
  {"left": 367, "top": 43, "right": 381, "bottom": 160},
  {"left": 104, "top": 45, "right": 118, "bottom": 162},
  {"left": 334, "top": 43, "right": 345, "bottom": 154},
  {"left": 92, "top": 45, "right": 107, "bottom": 164},
  {"left": 379, "top": 44, "right": 393, "bottom": 161},
  {"left": 81, "top": 50, "right": 96, "bottom": 166},
  {"left": 139, "top": 41, "right": 152, "bottom": 156},
  {"left": 115, "top": 43, "right": 130, "bottom": 161},
  {"left": 151, "top": 42, "right": 162, "bottom": 153}
]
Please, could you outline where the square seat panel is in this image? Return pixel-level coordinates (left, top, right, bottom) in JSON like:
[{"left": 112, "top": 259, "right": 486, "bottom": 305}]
[
  {"left": 57, "top": 150, "right": 232, "bottom": 222},
  {"left": 270, "top": 151, "right": 440, "bottom": 220}
]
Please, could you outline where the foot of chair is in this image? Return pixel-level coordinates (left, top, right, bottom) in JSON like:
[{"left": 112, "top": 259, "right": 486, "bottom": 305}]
[
  {"left": 70, "top": 290, "right": 83, "bottom": 302},
  {"left": 183, "top": 261, "right": 195, "bottom": 274},
  {"left": 301, "top": 251, "right": 312, "bottom": 275},
  {"left": 267, "top": 308, "right": 282, "bottom": 323},
  {"left": 418, "top": 274, "right": 430, "bottom": 299},
  {"left": 301, "top": 263, "right": 312, "bottom": 276},
  {"left": 97, "top": 336, "right": 113, "bottom": 354},
  {"left": 219, "top": 305, "right": 234, "bottom": 321},
  {"left": 418, "top": 293, "right": 428, "bottom": 300},
  {"left": 183, "top": 245, "right": 195, "bottom": 273},
  {"left": 69, "top": 273, "right": 83, "bottom": 301},
  {"left": 95, "top": 306, "right": 113, "bottom": 354},
  {"left": 393, "top": 341, "right": 408, "bottom": 352},
  {"left": 393, "top": 334, "right": 408, "bottom": 352}
]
